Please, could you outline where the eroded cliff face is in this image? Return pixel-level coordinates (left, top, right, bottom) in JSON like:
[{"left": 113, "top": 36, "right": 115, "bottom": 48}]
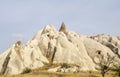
[
  {"left": 0, "top": 23, "right": 120, "bottom": 74},
  {"left": 89, "top": 34, "right": 120, "bottom": 58}
]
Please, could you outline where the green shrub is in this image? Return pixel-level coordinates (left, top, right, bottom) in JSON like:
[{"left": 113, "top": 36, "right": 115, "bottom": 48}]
[
  {"left": 112, "top": 65, "right": 120, "bottom": 77},
  {"left": 61, "top": 63, "right": 70, "bottom": 68},
  {"left": 22, "top": 67, "right": 31, "bottom": 74}
]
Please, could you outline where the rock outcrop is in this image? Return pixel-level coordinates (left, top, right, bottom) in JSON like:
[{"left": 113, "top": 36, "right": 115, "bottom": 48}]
[
  {"left": 0, "top": 24, "right": 120, "bottom": 75},
  {"left": 89, "top": 34, "right": 120, "bottom": 58},
  {"left": 0, "top": 50, "right": 11, "bottom": 74},
  {"left": 59, "top": 22, "right": 67, "bottom": 34}
]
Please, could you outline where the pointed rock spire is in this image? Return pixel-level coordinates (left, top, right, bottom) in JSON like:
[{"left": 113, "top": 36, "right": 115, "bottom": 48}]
[{"left": 59, "top": 22, "right": 67, "bottom": 34}]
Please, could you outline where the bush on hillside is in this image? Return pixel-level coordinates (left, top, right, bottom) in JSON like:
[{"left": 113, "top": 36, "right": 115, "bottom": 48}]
[
  {"left": 22, "top": 67, "right": 31, "bottom": 74},
  {"left": 61, "top": 63, "right": 70, "bottom": 68}
]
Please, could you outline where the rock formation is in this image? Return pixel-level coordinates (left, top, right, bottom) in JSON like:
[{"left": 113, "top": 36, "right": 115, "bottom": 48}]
[
  {"left": 90, "top": 34, "right": 120, "bottom": 58},
  {"left": 0, "top": 51, "right": 11, "bottom": 74},
  {"left": 59, "top": 22, "right": 67, "bottom": 34},
  {"left": 0, "top": 24, "right": 120, "bottom": 75}
]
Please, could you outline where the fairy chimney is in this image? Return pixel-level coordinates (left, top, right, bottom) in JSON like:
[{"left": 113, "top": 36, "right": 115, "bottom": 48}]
[{"left": 59, "top": 22, "right": 67, "bottom": 34}]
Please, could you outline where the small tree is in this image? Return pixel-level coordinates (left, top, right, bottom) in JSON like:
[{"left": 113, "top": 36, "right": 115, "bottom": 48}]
[
  {"left": 113, "top": 65, "right": 120, "bottom": 77},
  {"left": 98, "top": 52, "right": 115, "bottom": 77},
  {"left": 112, "top": 60, "right": 120, "bottom": 77}
]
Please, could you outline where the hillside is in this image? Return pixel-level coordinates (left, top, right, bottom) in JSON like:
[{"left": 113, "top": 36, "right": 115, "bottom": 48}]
[{"left": 0, "top": 22, "right": 120, "bottom": 75}]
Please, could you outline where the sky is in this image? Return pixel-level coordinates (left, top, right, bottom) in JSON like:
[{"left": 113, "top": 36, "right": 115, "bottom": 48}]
[{"left": 0, "top": 0, "right": 120, "bottom": 53}]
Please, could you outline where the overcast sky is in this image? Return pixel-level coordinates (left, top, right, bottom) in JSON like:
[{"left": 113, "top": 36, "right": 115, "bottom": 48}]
[{"left": 0, "top": 0, "right": 120, "bottom": 53}]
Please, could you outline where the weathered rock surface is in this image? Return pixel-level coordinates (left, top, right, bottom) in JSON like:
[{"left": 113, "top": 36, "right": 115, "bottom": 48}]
[
  {"left": 90, "top": 34, "right": 120, "bottom": 58},
  {"left": 59, "top": 22, "right": 67, "bottom": 34},
  {"left": 0, "top": 24, "right": 120, "bottom": 74}
]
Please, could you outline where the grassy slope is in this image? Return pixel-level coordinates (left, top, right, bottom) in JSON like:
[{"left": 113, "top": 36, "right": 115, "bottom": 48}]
[
  {"left": 0, "top": 64, "right": 118, "bottom": 77},
  {"left": 0, "top": 71, "right": 118, "bottom": 77}
]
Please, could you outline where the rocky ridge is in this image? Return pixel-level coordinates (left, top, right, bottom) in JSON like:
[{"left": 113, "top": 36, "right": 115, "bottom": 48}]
[{"left": 0, "top": 23, "right": 120, "bottom": 74}]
